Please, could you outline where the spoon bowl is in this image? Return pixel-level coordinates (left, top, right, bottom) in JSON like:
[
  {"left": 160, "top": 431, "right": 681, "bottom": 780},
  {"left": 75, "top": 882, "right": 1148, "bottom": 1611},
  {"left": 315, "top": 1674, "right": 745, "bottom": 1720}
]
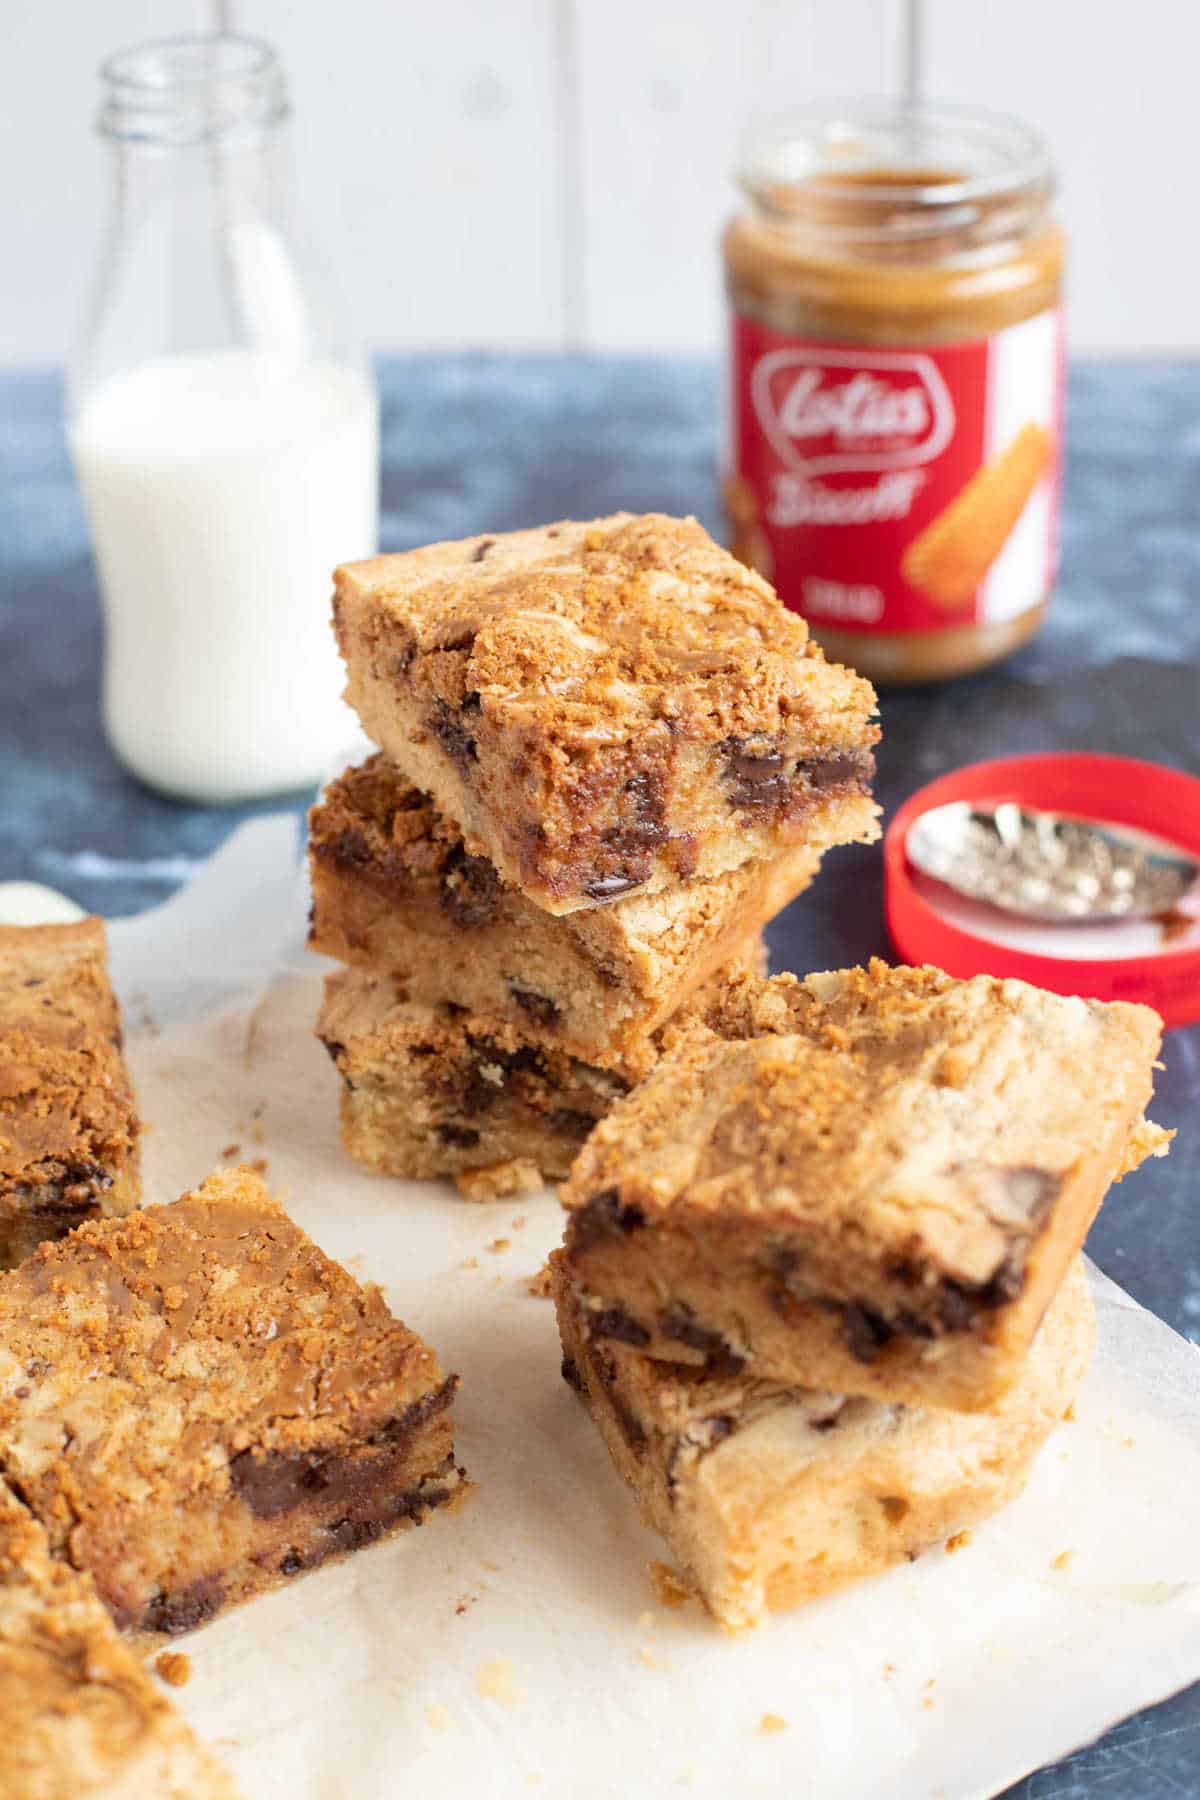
[{"left": 906, "top": 801, "right": 1199, "bottom": 924}]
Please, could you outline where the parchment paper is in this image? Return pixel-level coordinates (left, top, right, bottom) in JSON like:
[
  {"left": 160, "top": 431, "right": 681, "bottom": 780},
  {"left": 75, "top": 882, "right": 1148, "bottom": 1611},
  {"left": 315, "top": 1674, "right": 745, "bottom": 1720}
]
[{"left": 102, "top": 818, "right": 1200, "bottom": 1800}]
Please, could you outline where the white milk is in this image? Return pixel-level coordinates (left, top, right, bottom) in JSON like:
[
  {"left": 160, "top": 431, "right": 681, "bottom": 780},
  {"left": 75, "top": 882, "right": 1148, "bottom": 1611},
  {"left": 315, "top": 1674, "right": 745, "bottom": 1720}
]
[{"left": 70, "top": 349, "right": 379, "bottom": 802}]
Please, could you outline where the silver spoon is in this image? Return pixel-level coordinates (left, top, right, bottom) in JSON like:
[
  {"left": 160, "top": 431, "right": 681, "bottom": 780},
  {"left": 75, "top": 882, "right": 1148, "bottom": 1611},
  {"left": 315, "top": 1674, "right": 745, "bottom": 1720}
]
[{"left": 906, "top": 800, "right": 1199, "bottom": 923}]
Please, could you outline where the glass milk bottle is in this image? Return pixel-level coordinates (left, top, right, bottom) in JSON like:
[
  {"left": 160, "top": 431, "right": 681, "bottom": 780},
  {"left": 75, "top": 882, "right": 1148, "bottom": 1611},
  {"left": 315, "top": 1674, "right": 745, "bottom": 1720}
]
[{"left": 68, "top": 34, "right": 379, "bottom": 802}]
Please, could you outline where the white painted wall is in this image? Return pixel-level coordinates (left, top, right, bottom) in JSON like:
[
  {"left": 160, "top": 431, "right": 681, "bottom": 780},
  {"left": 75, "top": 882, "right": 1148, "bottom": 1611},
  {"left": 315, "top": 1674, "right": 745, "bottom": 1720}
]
[{"left": 2, "top": 0, "right": 1196, "bottom": 363}]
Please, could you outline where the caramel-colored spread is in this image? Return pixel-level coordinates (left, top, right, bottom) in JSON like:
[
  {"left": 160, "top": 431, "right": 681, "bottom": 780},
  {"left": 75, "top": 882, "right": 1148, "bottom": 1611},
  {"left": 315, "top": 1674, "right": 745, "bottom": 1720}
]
[
  {"left": 724, "top": 120, "right": 1064, "bottom": 684},
  {"left": 725, "top": 170, "right": 1063, "bottom": 345}
]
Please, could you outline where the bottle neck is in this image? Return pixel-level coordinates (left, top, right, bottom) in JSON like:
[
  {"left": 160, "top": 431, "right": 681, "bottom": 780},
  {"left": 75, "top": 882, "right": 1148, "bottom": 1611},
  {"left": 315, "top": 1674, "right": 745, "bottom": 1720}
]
[
  {"left": 98, "top": 33, "right": 293, "bottom": 253},
  {"left": 106, "top": 125, "right": 290, "bottom": 225},
  {"left": 71, "top": 33, "right": 362, "bottom": 411},
  {"left": 99, "top": 33, "right": 287, "bottom": 148}
]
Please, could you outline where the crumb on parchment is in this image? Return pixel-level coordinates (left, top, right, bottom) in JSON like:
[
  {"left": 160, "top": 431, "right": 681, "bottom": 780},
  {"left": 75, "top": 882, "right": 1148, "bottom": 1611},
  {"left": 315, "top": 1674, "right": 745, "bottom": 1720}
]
[
  {"left": 945, "top": 1530, "right": 972, "bottom": 1554},
  {"left": 455, "top": 1158, "right": 542, "bottom": 1201},
  {"left": 154, "top": 1651, "right": 191, "bottom": 1688},
  {"left": 1052, "top": 1550, "right": 1074, "bottom": 1571},
  {"left": 759, "top": 1713, "right": 787, "bottom": 1735},
  {"left": 487, "top": 1238, "right": 511, "bottom": 1254}
]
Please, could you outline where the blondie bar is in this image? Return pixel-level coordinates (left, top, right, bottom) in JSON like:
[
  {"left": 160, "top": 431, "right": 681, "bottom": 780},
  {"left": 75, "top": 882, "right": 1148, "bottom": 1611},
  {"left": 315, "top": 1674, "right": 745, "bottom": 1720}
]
[
  {"left": 333, "top": 513, "right": 879, "bottom": 915},
  {"left": 0, "top": 1487, "right": 237, "bottom": 1798},
  {"left": 0, "top": 920, "right": 140, "bottom": 1268},
  {"left": 318, "top": 968, "right": 631, "bottom": 1197},
  {"left": 555, "top": 1252, "right": 1094, "bottom": 1631},
  {"left": 562, "top": 962, "right": 1167, "bottom": 1411},
  {"left": 309, "top": 755, "right": 820, "bottom": 1075},
  {"left": 0, "top": 1168, "right": 466, "bottom": 1639},
  {"left": 317, "top": 939, "right": 768, "bottom": 1197}
]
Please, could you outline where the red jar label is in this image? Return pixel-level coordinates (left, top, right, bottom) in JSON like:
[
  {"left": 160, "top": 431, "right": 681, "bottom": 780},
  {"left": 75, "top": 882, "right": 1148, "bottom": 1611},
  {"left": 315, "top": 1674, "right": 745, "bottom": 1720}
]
[{"left": 726, "top": 310, "right": 1063, "bottom": 634}]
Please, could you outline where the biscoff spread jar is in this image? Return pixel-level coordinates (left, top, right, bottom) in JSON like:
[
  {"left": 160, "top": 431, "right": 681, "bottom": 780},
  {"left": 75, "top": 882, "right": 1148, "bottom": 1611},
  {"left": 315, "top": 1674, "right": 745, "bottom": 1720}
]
[{"left": 724, "top": 103, "right": 1064, "bottom": 684}]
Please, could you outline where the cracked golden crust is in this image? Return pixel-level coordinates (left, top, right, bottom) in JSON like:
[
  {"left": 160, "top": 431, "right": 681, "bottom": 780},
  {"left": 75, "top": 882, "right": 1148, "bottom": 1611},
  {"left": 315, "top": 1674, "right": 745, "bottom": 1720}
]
[
  {"left": 0, "top": 1488, "right": 238, "bottom": 1798},
  {"left": 0, "top": 922, "right": 141, "bottom": 1251},
  {"left": 335, "top": 513, "right": 877, "bottom": 748},
  {"left": 554, "top": 1250, "right": 1094, "bottom": 1630},
  {"left": 0, "top": 1168, "right": 462, "bottom": 1632}
]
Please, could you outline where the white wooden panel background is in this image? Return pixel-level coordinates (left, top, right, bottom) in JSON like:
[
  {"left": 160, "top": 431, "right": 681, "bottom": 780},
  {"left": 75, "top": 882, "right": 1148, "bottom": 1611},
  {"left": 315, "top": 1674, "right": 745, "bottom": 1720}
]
[{"left": 2, "top": 0, "right": 1196, "bottom": 362}]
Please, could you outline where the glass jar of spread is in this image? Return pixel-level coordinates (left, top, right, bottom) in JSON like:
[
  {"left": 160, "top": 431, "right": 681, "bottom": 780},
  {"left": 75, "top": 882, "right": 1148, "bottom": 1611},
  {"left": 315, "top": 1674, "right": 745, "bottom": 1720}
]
[{"left": 723, "top": 103, "right": 1063, "bottom": 684}]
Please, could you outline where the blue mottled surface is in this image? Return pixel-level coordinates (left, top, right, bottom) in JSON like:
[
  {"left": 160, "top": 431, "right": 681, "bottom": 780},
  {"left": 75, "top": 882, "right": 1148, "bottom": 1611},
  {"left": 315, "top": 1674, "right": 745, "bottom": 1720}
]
[{"left": 1, "top": 354, "right": 1198, "bottom": 1796}]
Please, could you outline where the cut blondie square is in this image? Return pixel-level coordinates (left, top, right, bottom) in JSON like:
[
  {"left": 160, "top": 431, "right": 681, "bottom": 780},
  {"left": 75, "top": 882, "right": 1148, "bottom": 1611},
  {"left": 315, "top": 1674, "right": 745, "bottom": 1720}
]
[
  {"left": 0, "top": 920, "right": 141, "bottom": 1268},
  {"left": 0, "top": 1168, "right": 466, "bottom": 1640},
  {"left": 554, "top": 1251, "right": 1094, "bottom": 1632},
  {"left": 332, "top": 512, "right": 879, "bottom": 915},
  {"left": 0, "top": 1487, "right": 237, "bottom": 1798},
  {"left": 562, "top": 962, "right": 1168, "bottom": 1411},
  {"left": 318, "top": 969, "right": 630, "bottom": 1198},
  {"left": 317, "top": 943, "right": 766, "bottom": 1199},
  {"left": 309, "top": 754, "right": 821, "bottom": 1075}
]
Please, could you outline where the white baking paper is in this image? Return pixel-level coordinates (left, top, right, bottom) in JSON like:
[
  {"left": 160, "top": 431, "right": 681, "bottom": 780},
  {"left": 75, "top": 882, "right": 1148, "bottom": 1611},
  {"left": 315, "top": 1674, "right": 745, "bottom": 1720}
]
[{"left": 100, "top": 818, "right": 1200, "bottom": 1800}]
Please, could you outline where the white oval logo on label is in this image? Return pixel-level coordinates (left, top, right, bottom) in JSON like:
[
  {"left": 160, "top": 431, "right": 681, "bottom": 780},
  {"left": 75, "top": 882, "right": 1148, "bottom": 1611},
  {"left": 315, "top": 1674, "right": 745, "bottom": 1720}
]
[{"left": 751, "top": 348, "right": 956, "bottom": 477}]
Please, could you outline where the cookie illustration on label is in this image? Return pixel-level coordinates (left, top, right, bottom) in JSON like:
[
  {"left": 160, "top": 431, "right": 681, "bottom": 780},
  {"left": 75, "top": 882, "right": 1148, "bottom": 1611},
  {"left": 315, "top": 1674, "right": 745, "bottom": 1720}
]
[{"left": 901, "top": 422, "right": 1052, "bottom": 611}]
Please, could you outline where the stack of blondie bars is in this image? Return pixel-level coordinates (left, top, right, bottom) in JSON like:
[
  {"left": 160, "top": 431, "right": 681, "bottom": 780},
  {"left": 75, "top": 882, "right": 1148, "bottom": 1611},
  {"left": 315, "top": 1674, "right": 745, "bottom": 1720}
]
[
  {"left": 312, "top": 512, "right": 880, "bottom": 1196},
  {"left": 555, "top": 960, "right": 1169, "bottom": 1629}
]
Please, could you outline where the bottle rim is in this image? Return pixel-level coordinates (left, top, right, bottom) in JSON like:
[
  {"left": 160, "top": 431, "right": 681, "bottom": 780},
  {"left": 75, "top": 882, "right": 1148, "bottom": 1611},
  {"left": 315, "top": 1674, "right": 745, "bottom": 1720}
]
[
  {"left": 737, "top": 99, "right": 1054, "bottom": 245},
  {"left": 98, "top": 33, "right": 288, "bottom": 145}
]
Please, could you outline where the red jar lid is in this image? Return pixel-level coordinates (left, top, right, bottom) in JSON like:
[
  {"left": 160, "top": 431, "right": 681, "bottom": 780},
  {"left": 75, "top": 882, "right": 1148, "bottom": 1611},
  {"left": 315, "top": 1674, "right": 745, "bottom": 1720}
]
[{"left": 885, "top": 752, "right": 1200, "bottom": 1027}]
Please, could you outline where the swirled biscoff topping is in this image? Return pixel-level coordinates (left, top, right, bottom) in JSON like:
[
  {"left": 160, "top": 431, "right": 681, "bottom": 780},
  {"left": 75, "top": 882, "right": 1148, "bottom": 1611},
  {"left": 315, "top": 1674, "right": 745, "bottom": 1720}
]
[
  {"left": 0, "top": 1168, "right": 450, "bottom": 1489},
  {"left": 335, "top": 512, "right": 877, "bottom": 750}
]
